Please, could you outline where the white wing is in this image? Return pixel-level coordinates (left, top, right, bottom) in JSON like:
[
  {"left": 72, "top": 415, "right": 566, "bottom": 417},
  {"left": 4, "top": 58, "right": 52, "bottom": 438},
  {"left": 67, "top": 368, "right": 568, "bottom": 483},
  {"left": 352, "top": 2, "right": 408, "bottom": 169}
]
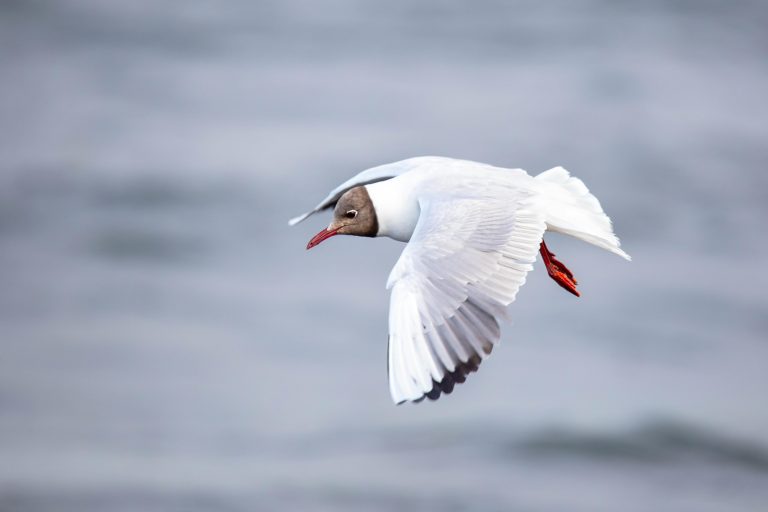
[
  {"left": 386, "top": 192, "right": 547, "bottom": 404},
  {"left": 288, "top": 159, "right": 422, "bottom": 226}
]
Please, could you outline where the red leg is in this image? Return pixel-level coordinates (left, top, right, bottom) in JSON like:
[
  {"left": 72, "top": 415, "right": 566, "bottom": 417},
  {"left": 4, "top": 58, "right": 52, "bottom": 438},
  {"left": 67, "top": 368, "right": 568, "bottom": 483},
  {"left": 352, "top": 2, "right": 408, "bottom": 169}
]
[{"left": 540, "top": 240, "right": 580, "bottom": 297}]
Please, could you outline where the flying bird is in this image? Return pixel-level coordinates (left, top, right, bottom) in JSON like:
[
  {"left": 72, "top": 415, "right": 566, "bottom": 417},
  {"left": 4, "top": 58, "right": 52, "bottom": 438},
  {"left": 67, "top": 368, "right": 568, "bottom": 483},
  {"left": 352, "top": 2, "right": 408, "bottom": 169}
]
[{"left": 290, "top": 157, "right": 630, "bottom": 404}]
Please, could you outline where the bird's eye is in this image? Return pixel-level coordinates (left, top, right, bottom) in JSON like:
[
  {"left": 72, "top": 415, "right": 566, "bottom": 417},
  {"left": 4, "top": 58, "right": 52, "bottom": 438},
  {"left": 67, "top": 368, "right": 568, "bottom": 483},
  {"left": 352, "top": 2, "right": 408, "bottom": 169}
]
[{"left": 345, "top": 209, "right": 358, "bottom": 219}]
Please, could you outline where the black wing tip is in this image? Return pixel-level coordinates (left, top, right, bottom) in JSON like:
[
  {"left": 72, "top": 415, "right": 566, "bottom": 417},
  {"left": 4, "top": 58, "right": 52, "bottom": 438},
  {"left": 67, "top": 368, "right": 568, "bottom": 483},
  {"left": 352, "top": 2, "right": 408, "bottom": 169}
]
[{"left": 407, "top": 354, "right": 484, "bottom": 404}]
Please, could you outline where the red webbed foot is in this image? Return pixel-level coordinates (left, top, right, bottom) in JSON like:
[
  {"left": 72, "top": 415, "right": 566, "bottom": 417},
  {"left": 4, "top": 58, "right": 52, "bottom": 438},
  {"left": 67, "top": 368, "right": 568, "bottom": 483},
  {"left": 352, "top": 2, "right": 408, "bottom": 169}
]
[{"left": 539, "top": 240, "right": 580, "bottom": 297}]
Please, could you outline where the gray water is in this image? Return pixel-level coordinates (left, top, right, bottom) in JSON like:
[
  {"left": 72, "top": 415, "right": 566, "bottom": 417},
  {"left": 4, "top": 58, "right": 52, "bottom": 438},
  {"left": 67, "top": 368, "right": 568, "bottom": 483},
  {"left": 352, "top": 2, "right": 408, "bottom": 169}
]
[{"left": 2, "top": 1, "right": 768, "bottom": 511}]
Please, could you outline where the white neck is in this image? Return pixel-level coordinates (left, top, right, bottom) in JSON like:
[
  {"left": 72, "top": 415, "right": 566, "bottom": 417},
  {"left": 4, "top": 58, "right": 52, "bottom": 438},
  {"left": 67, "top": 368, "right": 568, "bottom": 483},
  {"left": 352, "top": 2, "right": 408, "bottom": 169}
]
[{"left": 365, "top": 180, "right": 420, "bottom": 242}]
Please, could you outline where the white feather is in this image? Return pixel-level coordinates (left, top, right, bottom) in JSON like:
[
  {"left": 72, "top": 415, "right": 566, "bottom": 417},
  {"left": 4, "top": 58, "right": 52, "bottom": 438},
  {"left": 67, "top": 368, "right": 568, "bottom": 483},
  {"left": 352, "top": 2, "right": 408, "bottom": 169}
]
[{"left": 294, "top": 157, "right": 631, "bottom": 404}]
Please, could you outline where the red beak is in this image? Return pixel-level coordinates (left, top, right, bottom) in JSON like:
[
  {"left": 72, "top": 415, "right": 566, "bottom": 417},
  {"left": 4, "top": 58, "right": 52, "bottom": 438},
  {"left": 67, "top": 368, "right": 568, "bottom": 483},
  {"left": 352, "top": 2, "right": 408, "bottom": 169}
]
[{"left": 306, "top": 227, "right": 341, "bottom": 250}]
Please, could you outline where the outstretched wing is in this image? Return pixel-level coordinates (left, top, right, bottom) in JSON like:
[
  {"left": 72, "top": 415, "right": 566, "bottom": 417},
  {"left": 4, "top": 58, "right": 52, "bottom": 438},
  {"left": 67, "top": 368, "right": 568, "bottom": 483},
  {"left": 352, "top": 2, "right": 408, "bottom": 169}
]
[
  {"left": 289, "top": 161, "right": 416, "bottom": 226},
  {"left": 386, "top": 192, "right": 547, "bottom": 404}
]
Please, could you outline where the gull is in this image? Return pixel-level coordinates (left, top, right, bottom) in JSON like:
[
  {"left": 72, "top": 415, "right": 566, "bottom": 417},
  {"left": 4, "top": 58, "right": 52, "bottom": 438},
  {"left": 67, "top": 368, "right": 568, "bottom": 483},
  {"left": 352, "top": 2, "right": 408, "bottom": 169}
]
[{"left": 290, "top": 157, "right": 630, "bottom": 404}]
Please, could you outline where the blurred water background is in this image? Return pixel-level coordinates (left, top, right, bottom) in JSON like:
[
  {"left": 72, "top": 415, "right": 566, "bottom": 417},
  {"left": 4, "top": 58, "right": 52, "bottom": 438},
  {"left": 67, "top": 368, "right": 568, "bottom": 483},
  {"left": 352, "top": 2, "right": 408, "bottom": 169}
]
[{"left": 2, "top": 1, "right": 768, "bottom": 511}]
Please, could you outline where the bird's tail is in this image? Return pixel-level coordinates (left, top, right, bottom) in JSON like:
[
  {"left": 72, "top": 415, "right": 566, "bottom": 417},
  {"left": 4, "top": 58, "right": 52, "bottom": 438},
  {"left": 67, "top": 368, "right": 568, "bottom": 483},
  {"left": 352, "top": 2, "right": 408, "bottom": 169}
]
[{"left": 534, "top": 167, "right": 630, "bottom": 260}]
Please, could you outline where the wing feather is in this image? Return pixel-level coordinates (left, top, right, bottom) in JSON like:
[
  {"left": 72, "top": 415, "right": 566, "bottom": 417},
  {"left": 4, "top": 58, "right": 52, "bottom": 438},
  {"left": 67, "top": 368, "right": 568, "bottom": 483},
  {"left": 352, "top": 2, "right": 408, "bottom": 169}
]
[
  {"left": 387, "top": 196, "right": 547, "bottom": 403},
  {"left": 288, "top": 159, "right": 424, "bottom": 226}
]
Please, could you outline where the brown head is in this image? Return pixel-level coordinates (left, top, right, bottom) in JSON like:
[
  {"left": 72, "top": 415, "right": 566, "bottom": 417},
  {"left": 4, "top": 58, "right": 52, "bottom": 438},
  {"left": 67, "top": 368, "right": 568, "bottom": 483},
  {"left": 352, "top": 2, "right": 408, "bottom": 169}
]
[{"left": 306, "top": 186, "right": 378, "bottom": 249}]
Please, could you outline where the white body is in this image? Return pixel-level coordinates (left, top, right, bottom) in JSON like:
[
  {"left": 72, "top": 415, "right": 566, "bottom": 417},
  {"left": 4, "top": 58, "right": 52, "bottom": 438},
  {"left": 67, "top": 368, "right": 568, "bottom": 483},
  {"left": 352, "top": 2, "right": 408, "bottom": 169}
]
[
  {"left": 291, "top": 156, "right": 629, "bottom": 404},
  {"left": 364, "top": 157, "right": 628, "bottom": 258}
]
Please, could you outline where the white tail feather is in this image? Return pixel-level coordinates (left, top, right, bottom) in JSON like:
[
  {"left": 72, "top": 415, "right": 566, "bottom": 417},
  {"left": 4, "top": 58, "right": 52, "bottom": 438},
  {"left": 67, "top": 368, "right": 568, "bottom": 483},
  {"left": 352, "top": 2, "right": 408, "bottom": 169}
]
[{"left": 535, "top": 167, "right": 630, "bottom": 261}]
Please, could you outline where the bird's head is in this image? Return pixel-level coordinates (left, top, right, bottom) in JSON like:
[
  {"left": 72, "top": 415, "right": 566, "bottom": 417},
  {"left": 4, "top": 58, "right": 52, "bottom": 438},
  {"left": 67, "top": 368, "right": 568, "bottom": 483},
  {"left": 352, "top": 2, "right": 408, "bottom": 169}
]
[{"left": 306, "top": 186, "right": 378, "bottom": 249}]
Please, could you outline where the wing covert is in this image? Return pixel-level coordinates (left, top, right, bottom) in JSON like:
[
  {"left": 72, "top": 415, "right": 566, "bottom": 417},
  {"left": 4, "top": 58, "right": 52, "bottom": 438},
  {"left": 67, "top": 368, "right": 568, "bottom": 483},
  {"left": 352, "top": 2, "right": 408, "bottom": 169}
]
[{"left": 386, "top": 194, "right": 547, "bottom": 404}]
